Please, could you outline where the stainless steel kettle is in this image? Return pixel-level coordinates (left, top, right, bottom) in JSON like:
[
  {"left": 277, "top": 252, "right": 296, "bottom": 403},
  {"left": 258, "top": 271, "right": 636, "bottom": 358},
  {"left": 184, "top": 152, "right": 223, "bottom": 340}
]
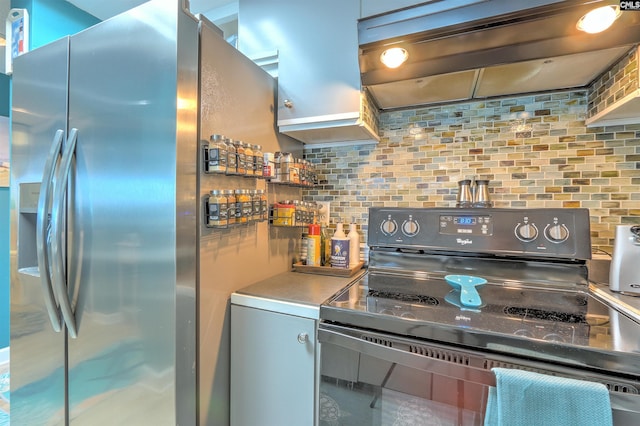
[{"left": 609, "top": 225, "right": 640, "bottom": 295}]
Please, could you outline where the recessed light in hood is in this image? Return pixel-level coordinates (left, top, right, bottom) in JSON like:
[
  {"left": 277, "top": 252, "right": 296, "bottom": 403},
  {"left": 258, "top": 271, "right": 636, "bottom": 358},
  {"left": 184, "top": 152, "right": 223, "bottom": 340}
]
[
  {"left": 359, "top": 0, "right": 640, "bottom": 110},
  {"left": 380, "top": 47, "right": 409, "bottom": 68},
  {"left": 576, "top": 5, "right": 621, "bottom": 34}
]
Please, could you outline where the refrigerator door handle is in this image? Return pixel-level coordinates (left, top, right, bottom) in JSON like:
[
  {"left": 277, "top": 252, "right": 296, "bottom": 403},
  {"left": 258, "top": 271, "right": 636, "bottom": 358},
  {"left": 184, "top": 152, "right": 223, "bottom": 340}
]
[
  {"left": 36, "top": 129, "right": 64, "bottom": 332},
  {"left": 51, "top": 127, "right": 79, "bottom": 338}
]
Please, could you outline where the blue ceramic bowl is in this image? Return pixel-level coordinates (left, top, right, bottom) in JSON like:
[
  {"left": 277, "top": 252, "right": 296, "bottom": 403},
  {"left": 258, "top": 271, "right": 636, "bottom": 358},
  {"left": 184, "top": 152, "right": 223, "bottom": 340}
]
[{"left": 445, "top": 275, "right": 487, "bottom": 308}]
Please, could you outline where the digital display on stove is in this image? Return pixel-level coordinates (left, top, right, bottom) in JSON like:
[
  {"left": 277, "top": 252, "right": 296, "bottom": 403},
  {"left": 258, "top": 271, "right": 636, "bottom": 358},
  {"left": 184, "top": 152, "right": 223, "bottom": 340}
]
[
  {"left": 440, "top": 215, "right": 493, "bottom": 236},
  {"left": 454, "top": 216, "right": 476, "bottom": 225}
]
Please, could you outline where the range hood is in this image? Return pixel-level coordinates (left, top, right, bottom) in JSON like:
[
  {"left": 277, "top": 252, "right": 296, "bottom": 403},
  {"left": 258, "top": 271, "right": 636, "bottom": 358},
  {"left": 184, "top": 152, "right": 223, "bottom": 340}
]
[{"left": 359, "top": 0, "right": 640, "bottom": 110}]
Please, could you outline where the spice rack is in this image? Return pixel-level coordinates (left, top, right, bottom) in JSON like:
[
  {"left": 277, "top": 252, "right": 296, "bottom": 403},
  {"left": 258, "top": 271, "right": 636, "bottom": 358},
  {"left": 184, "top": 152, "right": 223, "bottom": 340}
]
[
  {"left": 201, "top": 135, "right": 265, "bottom": 177},
  {"left": 201, "top": 137, "right": 318, "bottom": 187},
  {"left": 204, "top": 189, "right": 268, "bottom": 229},
  {"left": 270, "top": 200, "right": 319, "bottom": 227},
  {"left": 264, "top": 154, "right": 317, "bottom": 187}
]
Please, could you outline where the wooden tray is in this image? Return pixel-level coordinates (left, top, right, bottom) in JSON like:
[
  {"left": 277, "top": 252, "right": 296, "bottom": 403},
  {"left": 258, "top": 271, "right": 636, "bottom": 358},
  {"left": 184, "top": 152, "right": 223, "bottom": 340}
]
[{"left": 292, "top": 261, "right": 364, "bottom": 277}]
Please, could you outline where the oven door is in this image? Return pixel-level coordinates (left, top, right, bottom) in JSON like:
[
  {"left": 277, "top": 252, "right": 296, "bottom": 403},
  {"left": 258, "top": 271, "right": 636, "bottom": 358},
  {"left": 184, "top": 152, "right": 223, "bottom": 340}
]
[{"left": 318, "top": 323, "right": 640, "bottom": 426}]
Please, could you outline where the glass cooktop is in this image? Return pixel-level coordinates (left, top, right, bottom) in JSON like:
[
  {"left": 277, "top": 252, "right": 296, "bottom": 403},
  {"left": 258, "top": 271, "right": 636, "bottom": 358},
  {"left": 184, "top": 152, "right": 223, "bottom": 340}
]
[{"left": 320, "top": 272, "right": 640, "bottom": 377}]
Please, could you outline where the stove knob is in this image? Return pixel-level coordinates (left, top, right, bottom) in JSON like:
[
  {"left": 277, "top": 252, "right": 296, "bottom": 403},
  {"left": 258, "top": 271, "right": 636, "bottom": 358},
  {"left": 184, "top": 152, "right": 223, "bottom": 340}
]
[
  {"left": 402, "top": 218, "right": 420, "bottom": 237},
  {"left": 545, "top": 224, "right": 569, "bottom": 243},
  {"left": 380, "top": 219, "right": 398, "bottom": 236},
  {"left": 515, "top": 223, "right": 538, "bottom": 242}
]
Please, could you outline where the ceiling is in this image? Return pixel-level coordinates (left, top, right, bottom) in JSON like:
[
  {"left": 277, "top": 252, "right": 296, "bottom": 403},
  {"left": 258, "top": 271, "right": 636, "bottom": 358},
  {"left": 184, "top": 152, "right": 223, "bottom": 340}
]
[{"left": 64, "top": 0, "right": 236, "bottom": 21}]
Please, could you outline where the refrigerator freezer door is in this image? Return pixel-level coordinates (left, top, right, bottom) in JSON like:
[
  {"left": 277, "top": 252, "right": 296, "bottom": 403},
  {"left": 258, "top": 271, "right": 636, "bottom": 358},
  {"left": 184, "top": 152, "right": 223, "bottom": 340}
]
[
  {"left": 10, "top": 36, "right": 70, "bottom": 425},
  {"left": 65, "top": 1, "right": 199, "bottom": 424}
]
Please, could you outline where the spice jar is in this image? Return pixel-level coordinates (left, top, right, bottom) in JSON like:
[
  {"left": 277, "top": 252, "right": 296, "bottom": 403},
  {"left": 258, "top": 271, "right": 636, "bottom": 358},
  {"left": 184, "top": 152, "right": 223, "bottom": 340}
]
[
  {"left": 252, "top": 145, "right": 263, "bottom": 178},
  {"left": 280, "top": 152, "right": 293, "bottom": 183},
  {"left": 291, "top": 157, "right": 301, "bottom": 185},
  {"left": 235, "top": 141, "right": 246, "bottom": 175},
  {"left": 273, "top": 200, "right": 295, "bottom": 226},
  {"left": 251, "top": 190, "right": 261, "bottom": 221},
  {"left": 207, "top": 190, "right": 228, "bottom": 227},
  {"left": 207, "top": 134, "right": 227, "bottom": 173},
  {"left": 263, "top": 152, "right": 275, "bottom": 179},
  {"left": 225, "top": 189, "right": 237, "bottom": 224},
  {"left": 258, "top": 189, "right": 268, "bottom": 221},
  {"left": 293, "top": 200, "right": 303, "bottom": 225},
  {"left": 243, "top": 143, "right": 254, "bottom": 176},
  {"left": 226, "top": 139, "right": 237, "bottom": 175},
  {"left": 271, "top": 152, "right": 283, "bottom": 182},
  {"left": 235, "top": 189, "right": 251, "bottom": 223}
]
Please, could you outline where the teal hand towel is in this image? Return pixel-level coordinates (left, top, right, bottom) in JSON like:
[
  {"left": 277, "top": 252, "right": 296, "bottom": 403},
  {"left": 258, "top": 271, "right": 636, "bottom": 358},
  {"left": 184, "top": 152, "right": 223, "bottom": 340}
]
[{"left": 484, "top": 368, "right": 613, "bottom": 426}]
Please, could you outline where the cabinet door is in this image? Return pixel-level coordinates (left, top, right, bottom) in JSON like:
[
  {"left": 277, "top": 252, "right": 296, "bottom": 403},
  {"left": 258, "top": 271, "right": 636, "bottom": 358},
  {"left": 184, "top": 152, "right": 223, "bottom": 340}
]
[
  {"left": 360, "top": 0, "right": 424, "bottom": 18},
  {"left": 231, "top": 305, "right": 317, "bottom": 426},
  {"left": 238, "top": 0, "right": 361, "bottom": 125}
]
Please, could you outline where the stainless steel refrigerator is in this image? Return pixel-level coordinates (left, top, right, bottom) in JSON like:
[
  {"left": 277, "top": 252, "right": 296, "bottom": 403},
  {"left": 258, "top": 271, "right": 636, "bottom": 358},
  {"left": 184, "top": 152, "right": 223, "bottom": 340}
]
[{"left": 9, "top": 1, "right": 300, "bottom": 424}]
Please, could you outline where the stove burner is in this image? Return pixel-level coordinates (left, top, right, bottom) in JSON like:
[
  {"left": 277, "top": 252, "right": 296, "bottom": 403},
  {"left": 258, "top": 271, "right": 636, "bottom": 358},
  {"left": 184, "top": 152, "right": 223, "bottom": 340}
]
[
  {"left": 368, "top": 290, "right": 439, "bottom": 306},
  {"left": 504, "top": 306, "right": 587, "bottom": 324}
]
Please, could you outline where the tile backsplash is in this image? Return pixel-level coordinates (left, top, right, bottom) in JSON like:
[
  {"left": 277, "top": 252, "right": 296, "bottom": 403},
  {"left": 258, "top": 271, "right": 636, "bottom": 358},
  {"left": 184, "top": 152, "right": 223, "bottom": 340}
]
[{"left": 304, "top": 89, "right": 640, "bottom": 253}]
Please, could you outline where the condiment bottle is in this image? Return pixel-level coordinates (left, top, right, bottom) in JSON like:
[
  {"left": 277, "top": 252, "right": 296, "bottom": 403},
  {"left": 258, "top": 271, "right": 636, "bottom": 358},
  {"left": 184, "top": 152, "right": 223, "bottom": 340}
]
[
  {"left": 330, "top": 221, "right": 350, "bottom": 269},
  {"left": 348, "top": 220, "right": 360, "bottom": 267},
  {"left": 320, "top": 224, "right": 330, "bottom": 266},
  {"left": 307, "top": 222, "right": 321, "bottom": 266},
  {"left": 299, "top": 233, "right": 308, "bottom": 265}
]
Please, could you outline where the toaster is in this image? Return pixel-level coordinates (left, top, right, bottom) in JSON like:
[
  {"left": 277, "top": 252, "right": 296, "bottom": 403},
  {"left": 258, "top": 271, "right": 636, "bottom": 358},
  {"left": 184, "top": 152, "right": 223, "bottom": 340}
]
[{"left": 609, "top": 225, "right": 640, "bottom": 295}]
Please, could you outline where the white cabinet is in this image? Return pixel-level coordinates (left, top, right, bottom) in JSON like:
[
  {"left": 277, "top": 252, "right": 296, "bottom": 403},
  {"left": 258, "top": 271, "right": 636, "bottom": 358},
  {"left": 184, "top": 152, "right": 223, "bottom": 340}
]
[
  {"left": 230, "top": 304, "right": 317, "bottom": 426},
  {"left": 238, "top": 0, "right": 379, "bottom": 146},
  {"left": 360, "top": 0, "right": 424, "bottom": 18},
  {"left": 586, "top": 46, "right": 640, "bottom": 127}
]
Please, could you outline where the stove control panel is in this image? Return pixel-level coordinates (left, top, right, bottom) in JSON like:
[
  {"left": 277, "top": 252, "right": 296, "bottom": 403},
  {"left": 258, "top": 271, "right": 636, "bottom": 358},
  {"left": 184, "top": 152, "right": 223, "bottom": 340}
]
[{"left": 368, "top": 207, "right": 592, "bottom": 260}]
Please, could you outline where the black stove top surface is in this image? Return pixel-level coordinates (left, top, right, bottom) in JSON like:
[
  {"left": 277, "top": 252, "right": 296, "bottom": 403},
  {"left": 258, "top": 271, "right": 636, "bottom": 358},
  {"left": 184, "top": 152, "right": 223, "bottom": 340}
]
[{"left": 320, "top": 271, "right": 640, "bottom": 377}]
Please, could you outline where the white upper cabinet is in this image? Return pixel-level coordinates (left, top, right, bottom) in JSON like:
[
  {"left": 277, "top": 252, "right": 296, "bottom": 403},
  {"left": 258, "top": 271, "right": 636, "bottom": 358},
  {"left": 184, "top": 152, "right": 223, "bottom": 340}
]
[
  {"left": 360, "top": 0, "right": 424, "bottom": 18},
  {"left": 238, "top": 0, "right": 379, "bottom": 146}
]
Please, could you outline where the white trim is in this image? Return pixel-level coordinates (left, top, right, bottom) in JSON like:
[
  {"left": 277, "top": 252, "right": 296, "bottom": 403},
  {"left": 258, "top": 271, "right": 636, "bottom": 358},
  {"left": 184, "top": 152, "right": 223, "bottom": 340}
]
[
  {"left": 278, "top": 112, "right": 361, "bottom": 127},
  {"left": 230, "top": 293, "right": 319, "bottom": 319},
  {"left": 303, "top": 139, "right": 379, "bottom": 149},
  {"left": 585, "top": 88, "right": 640, "bottom": 127}
]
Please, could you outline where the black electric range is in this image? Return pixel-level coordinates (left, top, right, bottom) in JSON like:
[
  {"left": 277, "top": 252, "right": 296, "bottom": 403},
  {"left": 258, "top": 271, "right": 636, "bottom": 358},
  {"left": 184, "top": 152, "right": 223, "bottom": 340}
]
[{"left": 321, "top": 207, "right": 640, "bottom": 379}]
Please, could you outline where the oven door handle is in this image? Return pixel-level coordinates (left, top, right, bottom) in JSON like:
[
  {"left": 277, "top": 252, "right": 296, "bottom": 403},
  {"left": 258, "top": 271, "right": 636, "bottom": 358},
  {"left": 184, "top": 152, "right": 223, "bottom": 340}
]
[{"left": 318, "top": 326, "right": 497, "bottom": 387}]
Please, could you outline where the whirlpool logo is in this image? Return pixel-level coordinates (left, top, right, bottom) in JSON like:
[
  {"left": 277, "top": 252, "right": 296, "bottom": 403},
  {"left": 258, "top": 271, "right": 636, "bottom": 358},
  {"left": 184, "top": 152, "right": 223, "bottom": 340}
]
[{"left": 456, "top": 238, "right": 473, "bottom": 245}]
